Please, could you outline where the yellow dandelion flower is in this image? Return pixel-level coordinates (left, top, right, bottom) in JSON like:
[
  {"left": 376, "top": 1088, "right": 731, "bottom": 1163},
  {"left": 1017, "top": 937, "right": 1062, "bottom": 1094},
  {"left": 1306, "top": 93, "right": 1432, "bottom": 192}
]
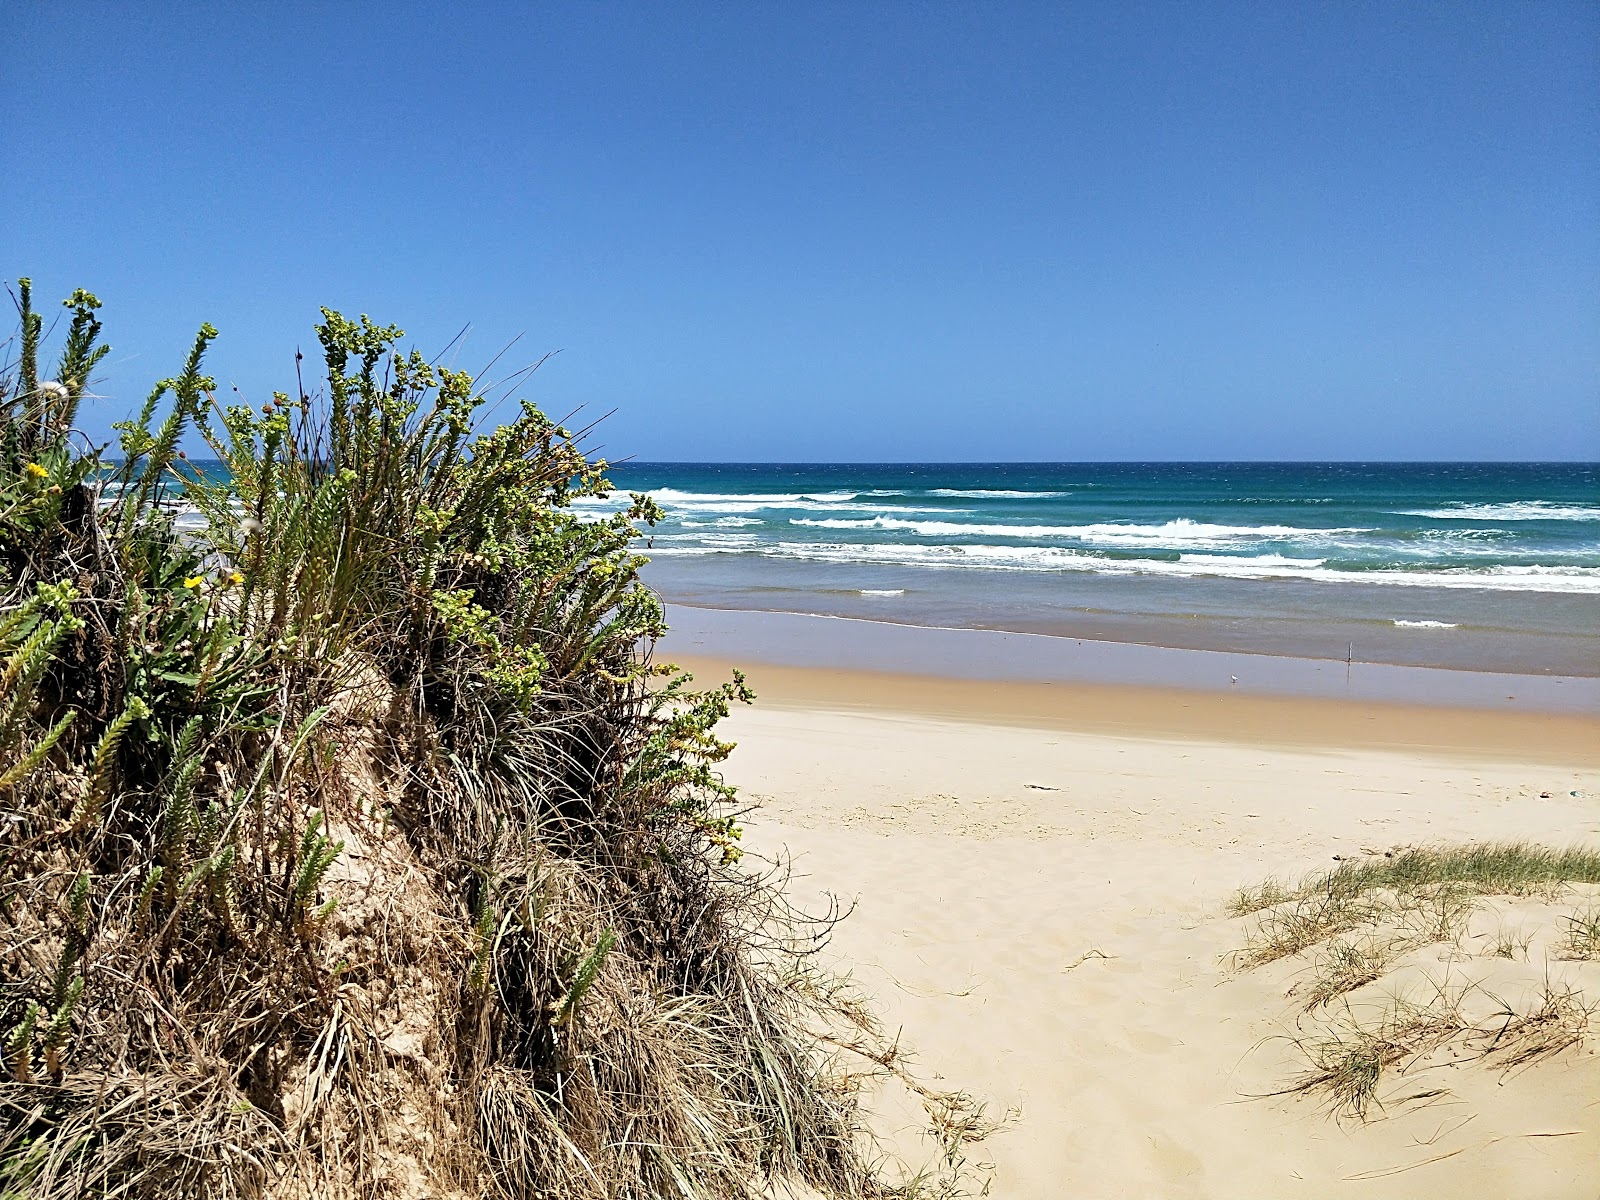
[
  {"left": 182, "top": 576, "right": 204, "bottom": 591},
  {"left": 23, "top": 462, "right": 48, "bottom": 480},
  {"left": 227, "top": 571, "right": 245, "bottom": 586}
]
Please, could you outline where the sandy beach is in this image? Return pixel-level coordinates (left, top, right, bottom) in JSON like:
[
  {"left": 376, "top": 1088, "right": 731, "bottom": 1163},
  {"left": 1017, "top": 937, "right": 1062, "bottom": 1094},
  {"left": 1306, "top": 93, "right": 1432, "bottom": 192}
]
[
  {"left": 17, "top": 8, "right": 1598, "bottom": 1196},
  {"left": 685, "top": 654, "right": 1600, "bottom": 1198}
]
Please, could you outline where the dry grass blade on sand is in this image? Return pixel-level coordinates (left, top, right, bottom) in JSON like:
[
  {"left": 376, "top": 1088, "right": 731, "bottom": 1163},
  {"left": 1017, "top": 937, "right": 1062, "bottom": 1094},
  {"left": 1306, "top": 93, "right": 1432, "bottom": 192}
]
[{"left": 1233, "top": 842, "right": 1600, "bottom": 1119}]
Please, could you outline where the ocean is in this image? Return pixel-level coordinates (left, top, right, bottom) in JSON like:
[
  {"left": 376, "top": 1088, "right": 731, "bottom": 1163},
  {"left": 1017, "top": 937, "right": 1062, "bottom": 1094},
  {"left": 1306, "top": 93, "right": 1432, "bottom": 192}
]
[
  {"left": 585, "top": 462, "right": 1600, "bottom": 676},
  {"left": 168, "top": 459, "right": 1598, "bottom": 676}
]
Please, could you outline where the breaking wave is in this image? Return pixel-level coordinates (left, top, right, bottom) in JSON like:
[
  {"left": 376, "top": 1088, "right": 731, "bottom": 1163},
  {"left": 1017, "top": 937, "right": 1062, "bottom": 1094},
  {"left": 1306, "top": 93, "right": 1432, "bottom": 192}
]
[
  {"left": 789, "top": 515, "right": 1374, "bottom": 547},
  {"left": 648, "top": 540, "right": 1600, "bottom": 593},
  {"left": 1398, "top": 501, "right": 1600, "bottom": 522}
]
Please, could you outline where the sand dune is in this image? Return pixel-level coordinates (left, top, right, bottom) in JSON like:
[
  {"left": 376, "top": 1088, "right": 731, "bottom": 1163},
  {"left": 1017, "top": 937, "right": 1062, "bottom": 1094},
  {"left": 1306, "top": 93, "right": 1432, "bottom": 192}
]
[{"left": 710, "top": 662, "right": 1600, "bottom": 1198}]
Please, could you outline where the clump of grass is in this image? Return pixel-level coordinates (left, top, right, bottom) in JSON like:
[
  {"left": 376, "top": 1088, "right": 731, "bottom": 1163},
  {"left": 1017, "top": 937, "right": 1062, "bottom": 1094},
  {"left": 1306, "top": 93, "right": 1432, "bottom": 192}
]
[
  {"left": 1558, "top": 908, "right": 1600, "bottom": 960},
  {"left": 1236, "top": 844, "right": 1600, "bottom": 1120},
  {"left": 1236, "top": 882, "right": 1468, "bottom": 975},
  {"left": 1233, "top": 845, "right": 1600, "bottom": 922},
  {"left": 1298, "top": 938, "right": 1393, "bottom": 1011},
  {"left": 1287, "top": 978, "right": 1595, "bottom": 1117},
  {"left": 1485, "top": 926, "right": 1533, "bottom": 961},
  {"left": 0, "top": 282, "right": 989, "bottom": 1199},
  {"left": 1239, "top": 887, "right": 1388, "bottom": 967},
  {"left": 1290, "top": 997, "right": 1466, "bottom": 1117},
  {"left": 1478, "top": 984, "right": 1594, "bottom": 1067},
  {"left": 1233, "top": 843, "right": 1600, "bottom": 967}
]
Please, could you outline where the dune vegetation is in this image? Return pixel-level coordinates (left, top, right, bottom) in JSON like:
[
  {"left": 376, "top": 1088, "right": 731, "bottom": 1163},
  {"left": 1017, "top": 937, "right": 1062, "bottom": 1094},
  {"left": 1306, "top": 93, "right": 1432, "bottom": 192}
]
[
  {"left": 1230, "top": 842, "right": 1600, "bottom": 1117},
  {"left": 0, "top": 281, "right": 990, "bottom": 1199}
]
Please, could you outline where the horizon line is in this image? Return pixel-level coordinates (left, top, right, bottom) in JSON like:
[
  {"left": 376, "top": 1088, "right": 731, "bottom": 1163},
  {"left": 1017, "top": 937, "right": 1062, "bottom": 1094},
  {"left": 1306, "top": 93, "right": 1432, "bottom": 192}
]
[{"left": 601, "top": 458, "right": 1599, "bottom": 467}]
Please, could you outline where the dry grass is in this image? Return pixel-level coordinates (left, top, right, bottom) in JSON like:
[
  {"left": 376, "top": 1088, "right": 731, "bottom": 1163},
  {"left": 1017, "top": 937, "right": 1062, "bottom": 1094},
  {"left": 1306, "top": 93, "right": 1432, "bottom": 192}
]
[
  {"left": 1485, "top": 926, "right": 1533, "bottom": 961},
  {"left": 0, "top": 293, "right": 995, "bottom": 1199},
  {"left": 1297, "top": 938, "right": 1393, "bottom": 1011},
  {"left": 1476, "top": 983, "right": 1594, "bottom": 1067},
  {"left": 1558, "top": 909, "right": 1600, "bottom": 961},
  {"left": 1284, "top": 978, "right": 1595, "bottom": 1117},
  {"left": 1233, "top": 843, "right": 1600, "bottom": 1119},
  {"left": 1289, "top": 996, "right": 1467, "bottom": 1117},
  {"left": 1231, "top": 843, "right": 1600, "bottom": 968}
]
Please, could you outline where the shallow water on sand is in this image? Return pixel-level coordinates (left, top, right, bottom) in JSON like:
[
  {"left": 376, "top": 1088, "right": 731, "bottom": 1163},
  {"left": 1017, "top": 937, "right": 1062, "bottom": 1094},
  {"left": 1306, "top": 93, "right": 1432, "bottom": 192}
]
[{"left": 661, "top": 606, "right": 1600, "bottom": 714}]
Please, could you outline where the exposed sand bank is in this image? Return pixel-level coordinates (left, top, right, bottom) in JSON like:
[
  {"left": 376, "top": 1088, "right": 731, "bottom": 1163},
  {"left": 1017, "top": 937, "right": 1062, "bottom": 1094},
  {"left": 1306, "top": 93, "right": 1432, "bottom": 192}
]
[{"left": 702, "top": 657, "right": 1600, "bottom": 1198}]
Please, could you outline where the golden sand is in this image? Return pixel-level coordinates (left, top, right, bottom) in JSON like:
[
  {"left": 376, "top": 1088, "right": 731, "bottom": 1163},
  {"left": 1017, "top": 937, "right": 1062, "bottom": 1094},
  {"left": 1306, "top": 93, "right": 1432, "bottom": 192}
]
[{"left": 693, "top": 656, "right": 1600, "bottom": 1198}]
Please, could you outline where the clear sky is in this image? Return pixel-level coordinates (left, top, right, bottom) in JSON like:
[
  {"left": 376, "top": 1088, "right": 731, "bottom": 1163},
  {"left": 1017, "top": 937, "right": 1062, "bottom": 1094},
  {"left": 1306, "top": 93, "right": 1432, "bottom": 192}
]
[{"left": 6, "top": 2, "right": 1597, "bottom": 461}]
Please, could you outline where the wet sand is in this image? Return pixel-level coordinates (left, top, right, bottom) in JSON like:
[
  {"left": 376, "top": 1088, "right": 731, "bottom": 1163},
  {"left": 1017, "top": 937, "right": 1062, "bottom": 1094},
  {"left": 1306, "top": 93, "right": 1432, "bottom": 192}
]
[
  {"left": 676, "top": 653, "right": 1600, "bottom": 766},
  {"left": 642, "top": 553, "right": 1600, "bottom": 678},
  {"left": 660, "top": 606, "right": 1600, "bottom": 714}
]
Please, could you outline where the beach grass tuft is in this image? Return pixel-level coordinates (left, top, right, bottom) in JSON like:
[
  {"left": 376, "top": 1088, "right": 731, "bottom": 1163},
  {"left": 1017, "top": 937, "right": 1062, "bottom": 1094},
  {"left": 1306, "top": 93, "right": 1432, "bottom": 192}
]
[
  {"left": 1290, "top": 996, "right": 1466, "bottom": 1117},
  {"left": 1232, "top": 842, "right": 1600, "bottom": 966},
  {"left": 1234, "top": 842, "right": 1600, "bottom": 1118},
  {"left": 1559, "top": 908, "right": 1600, "bottom": 960},
  {"left": 1286, "top": 979, "right": 1594, "bottom": 1116},
  {"left": 1232, "top": 842, "right": 1600, "bottom": 917}
]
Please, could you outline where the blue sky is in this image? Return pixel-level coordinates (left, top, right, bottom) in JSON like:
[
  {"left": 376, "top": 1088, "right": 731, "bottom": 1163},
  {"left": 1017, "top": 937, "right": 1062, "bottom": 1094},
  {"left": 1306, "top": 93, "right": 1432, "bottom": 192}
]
[{"left": 7, "top": 2, "right": 1597, "bottom": 461}]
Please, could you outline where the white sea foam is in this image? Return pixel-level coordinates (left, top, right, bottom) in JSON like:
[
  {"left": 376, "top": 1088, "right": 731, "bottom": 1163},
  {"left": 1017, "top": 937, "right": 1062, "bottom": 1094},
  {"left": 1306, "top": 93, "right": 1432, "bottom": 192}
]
[
  {"left": 651, "top": 531, "right": 763, "bottom": 549},
  {"left": 926, "top": 488, "right": 1073, "bottom": 498},
  {"left": 648, "top": 540, "right": 1600, "bottom": 593},
  {"left": 789, "top": 515, "right": 1372, "bottom": 547},
  {"left": 858, "top": 589, "right": 905, "bottom": 596},
  {"left": 173, "top": 506, "right": 208, "bottom": 533},
  {"left": 692, "top": 532, "right": 762, "bottom": 547},
  {"left": 649, "top": 488, "right": 860, "bottom": 504},
  {"left": 656, "top": 496, "right": 958, "bottom": 515},
  {"left": 1393, "top": 619, "right": 1459, "bottom": 629},
  {"left": 679, "top": 516, "right": 763, "bottom": 528},
  {"left": 1397, "top": 501, "right": 1600, "bottom": 522},
  {"left": 574, "top": 489, "right": 888, "bottom": 515},
  {"left": 1177, "top": 553, "right": 1327, "bottom": 568}
]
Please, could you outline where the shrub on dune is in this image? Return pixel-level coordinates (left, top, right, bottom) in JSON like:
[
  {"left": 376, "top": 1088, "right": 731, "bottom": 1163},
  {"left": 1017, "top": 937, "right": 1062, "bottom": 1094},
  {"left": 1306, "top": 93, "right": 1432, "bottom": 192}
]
[{"left": 0, "top": 281, "right": 986, "bottom": 1199}]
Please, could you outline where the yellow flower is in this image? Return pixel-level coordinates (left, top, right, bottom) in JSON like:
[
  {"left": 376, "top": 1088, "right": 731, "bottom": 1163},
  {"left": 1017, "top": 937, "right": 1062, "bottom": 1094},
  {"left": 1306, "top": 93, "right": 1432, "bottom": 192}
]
[
  {"left": 227, "top": 571, "right": 245, "bottom": 586},
  {"left": 182, "top": 576, "right": 204, "bottom": 591},
  {"left": 23, "top": 462, "right": 48, "bottom": 480}
]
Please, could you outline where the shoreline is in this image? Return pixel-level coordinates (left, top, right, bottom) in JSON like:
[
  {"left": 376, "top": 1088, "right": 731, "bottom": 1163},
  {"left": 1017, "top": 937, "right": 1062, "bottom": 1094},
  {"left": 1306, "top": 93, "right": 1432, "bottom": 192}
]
[
  {"left": 659, "top": 605, "right": 1600, "bottom": 717},
  {"left": 638, "top": 545, "right": 1600, "bottom": 679},
  {"left": 676, "top": 652, "right": 1600, "bottom": 766}
]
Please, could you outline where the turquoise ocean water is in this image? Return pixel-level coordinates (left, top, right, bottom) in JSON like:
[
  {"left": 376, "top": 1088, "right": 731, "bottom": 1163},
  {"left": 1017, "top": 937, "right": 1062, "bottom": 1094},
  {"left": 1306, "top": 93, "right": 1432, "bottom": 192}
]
[{"left": 589, "top": 463, "right": 1599, "bottom": 675}]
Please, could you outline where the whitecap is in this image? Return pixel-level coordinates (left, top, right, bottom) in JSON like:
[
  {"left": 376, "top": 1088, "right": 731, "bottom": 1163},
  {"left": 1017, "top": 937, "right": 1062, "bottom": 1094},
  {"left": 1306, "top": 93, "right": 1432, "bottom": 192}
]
[
  {"left": 1392, "top": 619, "right": 1459, "bottom": 629},
  {"left": 1397, "top": 501, "right": 1600, "bottom": 522},
  {"left": 927, "top": 488, "right": 1073, "bottom": 498},
  {"left": 789, "top": 515, "right": 1373, "bottom": 547},
  {"left": 662, "top": 498, "right": 958, "bottom": 515},
  {"left": 647, "top": 540, "right": 1600, "bottom": 593},
  {"left": 648, "top": 487, "right": 861, "bottom": 504},
  {"left": 1177, "top": 553, "right": 1327, "bottom": 568}
]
